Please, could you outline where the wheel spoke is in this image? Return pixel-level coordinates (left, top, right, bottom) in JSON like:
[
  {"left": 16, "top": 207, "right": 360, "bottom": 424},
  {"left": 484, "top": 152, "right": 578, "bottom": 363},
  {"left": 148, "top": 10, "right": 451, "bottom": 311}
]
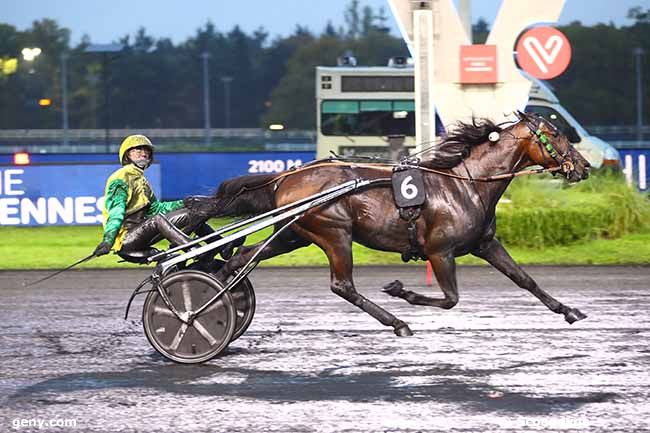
[
  {"left": 169, "top": 323, "right": 189, "bottom": 351},
  {"left": 152, "top": 306, "right": 177, "bottom": 318},
  {"left": 182, "top": 281, "right": 192, "bottom": 311},
  {"left": 198, "top": 299, "right": 223, "bottom": 317},
  {"left": 231, "top": 291, "right": 245, "bottom": 300},
  {"left": 193, "top": 319, "right": 219, "bottom": 346}
]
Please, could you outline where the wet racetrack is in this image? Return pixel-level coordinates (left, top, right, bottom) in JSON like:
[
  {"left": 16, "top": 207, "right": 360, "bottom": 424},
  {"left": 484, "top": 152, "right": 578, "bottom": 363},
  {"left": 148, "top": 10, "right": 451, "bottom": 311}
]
[{"left": 1, "top": 266, "right": 649, "bottom": 432}]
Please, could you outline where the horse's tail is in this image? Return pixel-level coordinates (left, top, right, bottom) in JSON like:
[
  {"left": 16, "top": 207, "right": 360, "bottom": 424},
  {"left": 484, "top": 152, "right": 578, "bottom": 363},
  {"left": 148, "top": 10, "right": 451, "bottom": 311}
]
[{"left": 212, "top": 173, "right": 278, "bottom": 217}]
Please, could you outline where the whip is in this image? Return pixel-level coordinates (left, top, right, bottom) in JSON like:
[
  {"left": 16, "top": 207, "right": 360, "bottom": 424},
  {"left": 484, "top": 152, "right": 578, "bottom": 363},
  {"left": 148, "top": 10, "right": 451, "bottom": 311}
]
[{"left": 23, "top": 253, "right": 97, "bottom": 287}]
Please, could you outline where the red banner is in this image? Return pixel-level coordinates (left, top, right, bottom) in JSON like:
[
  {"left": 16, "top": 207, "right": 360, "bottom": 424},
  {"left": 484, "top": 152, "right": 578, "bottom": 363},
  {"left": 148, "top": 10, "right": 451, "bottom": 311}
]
[{"left": 459, "top": 45, "right": 498, "bottom": 84}]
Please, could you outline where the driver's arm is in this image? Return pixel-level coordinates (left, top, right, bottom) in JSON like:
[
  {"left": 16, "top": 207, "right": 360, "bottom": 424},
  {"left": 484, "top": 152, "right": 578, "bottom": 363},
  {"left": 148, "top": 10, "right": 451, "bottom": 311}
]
[
  {"left": 146, "top": 196, "right": 183, "bottom": 217},
  {"left": 101, "top": 179, "right": 129, "bottom": 247}
]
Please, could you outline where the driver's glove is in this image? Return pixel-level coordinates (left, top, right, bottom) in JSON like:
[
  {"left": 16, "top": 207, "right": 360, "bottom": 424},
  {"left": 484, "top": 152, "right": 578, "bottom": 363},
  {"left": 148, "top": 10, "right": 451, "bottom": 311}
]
[{"left": 93, "top": 241, "right": 112, "bottom": 256}]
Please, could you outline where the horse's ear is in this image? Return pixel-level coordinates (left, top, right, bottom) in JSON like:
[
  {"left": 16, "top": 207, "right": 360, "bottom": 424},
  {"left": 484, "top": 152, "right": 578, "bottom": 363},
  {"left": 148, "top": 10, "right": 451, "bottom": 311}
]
[{"left": 517, "top": 110, "right": 539, "bottom": 128}]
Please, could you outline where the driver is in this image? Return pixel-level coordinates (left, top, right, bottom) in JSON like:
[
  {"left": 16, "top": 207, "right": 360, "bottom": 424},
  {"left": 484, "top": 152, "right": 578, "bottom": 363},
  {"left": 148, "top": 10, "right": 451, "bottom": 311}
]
[{"left": 93, "top": 134, "right": 239, "bottom": 261}]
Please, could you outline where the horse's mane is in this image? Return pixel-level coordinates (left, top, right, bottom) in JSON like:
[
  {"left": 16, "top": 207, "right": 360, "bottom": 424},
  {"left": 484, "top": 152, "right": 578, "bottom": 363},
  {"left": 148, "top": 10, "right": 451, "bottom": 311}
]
[{"left": 421, "top": 117, "right": 503, "bottom": 169}]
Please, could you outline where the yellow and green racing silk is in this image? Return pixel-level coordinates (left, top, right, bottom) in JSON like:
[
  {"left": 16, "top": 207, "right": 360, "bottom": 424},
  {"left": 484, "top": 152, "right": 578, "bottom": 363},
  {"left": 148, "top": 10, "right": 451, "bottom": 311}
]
[{"left": 101, "top": 164, "right": 182, "bottom": 250}]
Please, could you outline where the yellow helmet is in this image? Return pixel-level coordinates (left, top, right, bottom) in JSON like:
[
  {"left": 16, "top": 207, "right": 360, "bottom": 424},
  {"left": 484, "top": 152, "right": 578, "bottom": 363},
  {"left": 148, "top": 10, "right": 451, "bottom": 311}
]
[{"left": 118, "top": 135, "right": 154, "bottom": 165}]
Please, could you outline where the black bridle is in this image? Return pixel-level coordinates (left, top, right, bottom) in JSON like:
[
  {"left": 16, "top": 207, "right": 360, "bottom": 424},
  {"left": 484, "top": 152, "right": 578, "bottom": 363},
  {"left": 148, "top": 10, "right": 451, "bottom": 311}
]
[{"left": 515, "top": 110, "right": 577, "bottom": 178}]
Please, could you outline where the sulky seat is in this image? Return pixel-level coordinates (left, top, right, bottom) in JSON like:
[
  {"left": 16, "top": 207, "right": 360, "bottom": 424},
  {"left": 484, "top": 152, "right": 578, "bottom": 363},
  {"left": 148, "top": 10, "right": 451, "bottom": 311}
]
[{"left": 118, "top": 248, "right": 161, "bottom": 264}]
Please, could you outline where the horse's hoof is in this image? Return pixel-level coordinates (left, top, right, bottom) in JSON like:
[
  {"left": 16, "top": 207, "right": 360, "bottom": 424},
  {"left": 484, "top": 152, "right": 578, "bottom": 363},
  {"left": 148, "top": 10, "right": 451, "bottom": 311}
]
[
  {"left": 393, "top": 322, "right": 413, "bottom": 337},
  {"left": 382, "top": 280, "right": 404, "bottom": 297},
  {"left": 565, "top": 308, "right": 587, "bottom": 324}
]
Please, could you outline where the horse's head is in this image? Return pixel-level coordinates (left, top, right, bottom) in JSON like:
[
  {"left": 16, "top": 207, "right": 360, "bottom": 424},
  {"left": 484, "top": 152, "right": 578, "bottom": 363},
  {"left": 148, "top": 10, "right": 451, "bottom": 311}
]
[{"left": 514, "top": 110, "right": 590, "bottom": 183}]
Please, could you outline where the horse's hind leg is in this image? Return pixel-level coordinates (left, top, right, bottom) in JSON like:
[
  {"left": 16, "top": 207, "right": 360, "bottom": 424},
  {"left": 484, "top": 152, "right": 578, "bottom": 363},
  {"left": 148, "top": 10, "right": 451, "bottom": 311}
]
[
  {"left": 330, "top": 248, "right": 413, "bottom": 337},
  {"left": 297, "top": 226, "right": 413, "bottom": 336},
  {"left": 214, "top": 228, "right": 310, "bottom": 281},
  {"left": 472, "top": 238, "right": 586, "bottom": 324},
  {"left": 382, "top": 253, "right": 459, "bottom": 310}
]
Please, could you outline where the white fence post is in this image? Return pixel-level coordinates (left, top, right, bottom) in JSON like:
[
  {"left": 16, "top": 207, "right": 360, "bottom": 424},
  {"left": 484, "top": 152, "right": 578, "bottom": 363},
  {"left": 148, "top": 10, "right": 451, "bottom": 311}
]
[
  {"left": 624, "top": 154, "right": 634, "bottom": 186},
  {"left": 639, "top": 155, "right": 647, "bottom": 190}
]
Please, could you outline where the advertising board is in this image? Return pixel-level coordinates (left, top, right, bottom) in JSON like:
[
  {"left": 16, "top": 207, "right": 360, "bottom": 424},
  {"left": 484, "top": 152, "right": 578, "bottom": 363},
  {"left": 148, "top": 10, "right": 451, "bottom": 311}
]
[{"left": 0, "top": 164, "right": 161, "bottom": 226}]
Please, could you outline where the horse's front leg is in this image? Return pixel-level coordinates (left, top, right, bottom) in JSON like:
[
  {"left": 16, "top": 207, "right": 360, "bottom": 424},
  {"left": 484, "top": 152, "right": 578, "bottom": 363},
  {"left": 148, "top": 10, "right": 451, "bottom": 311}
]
[
  {"left": 472, "top": 237, "right": 587, "bottom": 324},
  {"left": 382, "top": 253, "right": 459, "bottom": 309}
]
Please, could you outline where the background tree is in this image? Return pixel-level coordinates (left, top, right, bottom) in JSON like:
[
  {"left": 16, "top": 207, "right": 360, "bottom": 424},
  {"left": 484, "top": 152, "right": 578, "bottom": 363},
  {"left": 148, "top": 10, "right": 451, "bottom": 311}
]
[
  {"left": 472, "top": 18, "right": 490, "bottom": 44},
  {"left": 262, "top": 36, "right": 344, "bottom": 129},
  {"left": 627, "top": 6, "right": 650, "bottom": 23},
  {"left": 553, "top": 11, "right": 650, "bottom": 126},
  {"left": 262, "top": 1, "right": 407, "bottom": 128},
  {"left": 344, "top": 0, "right": 362, "bottom": 40}
]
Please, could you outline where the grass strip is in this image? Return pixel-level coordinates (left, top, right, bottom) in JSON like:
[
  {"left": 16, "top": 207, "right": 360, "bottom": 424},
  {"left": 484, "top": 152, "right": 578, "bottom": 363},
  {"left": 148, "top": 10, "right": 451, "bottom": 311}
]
[{"left": 1, "top": 224, "right": 648, "bottom": 270}]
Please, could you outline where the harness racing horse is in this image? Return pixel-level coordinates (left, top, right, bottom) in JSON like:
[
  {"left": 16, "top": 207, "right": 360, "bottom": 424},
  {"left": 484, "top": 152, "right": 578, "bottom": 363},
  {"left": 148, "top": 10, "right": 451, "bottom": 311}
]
[{"left": 200, "top": 111, "right": 591, "bottom": 336}]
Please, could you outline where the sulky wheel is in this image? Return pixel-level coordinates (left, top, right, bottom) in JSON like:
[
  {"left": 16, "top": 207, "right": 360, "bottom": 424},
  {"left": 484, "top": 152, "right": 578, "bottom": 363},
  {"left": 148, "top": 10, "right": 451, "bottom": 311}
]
[
  {"left": 142, "top": 270, "right": 236, "bottom": 364},
  {"left": 196, "top": 259, "right": 256, "bottom": 342},
  {"left": 229, "top": 276, "right": 256, "bottom": 342}
]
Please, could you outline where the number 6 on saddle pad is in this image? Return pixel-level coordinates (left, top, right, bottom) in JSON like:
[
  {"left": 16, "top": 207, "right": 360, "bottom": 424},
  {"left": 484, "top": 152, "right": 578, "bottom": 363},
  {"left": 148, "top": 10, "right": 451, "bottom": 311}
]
[{"left": 392, "top": 168, "right": 426, "bottom": 208}]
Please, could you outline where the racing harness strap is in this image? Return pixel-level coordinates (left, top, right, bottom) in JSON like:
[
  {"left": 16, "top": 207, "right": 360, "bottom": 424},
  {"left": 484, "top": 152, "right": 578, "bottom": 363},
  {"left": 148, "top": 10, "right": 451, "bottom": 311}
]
[{"left": 391, "top": 166, "right": 427, "bottom": 262}]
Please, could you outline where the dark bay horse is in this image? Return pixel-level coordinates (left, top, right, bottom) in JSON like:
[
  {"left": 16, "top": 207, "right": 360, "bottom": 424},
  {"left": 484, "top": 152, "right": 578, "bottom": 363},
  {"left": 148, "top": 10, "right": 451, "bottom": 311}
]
[{"left": 202, "top": 111, "right": 590, "bottom": 336}]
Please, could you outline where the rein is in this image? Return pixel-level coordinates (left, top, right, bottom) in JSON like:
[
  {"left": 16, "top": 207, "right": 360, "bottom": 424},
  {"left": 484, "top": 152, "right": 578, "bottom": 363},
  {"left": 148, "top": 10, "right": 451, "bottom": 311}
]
[
  {"left": 229, "top": 158, "right": 562, "bottom": 196},
  {"left": 285, "top": 159, "right": 563, "bottom": 183},
  {"left": 413, "top": 164, "right": 562, "bottom": 182}
]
